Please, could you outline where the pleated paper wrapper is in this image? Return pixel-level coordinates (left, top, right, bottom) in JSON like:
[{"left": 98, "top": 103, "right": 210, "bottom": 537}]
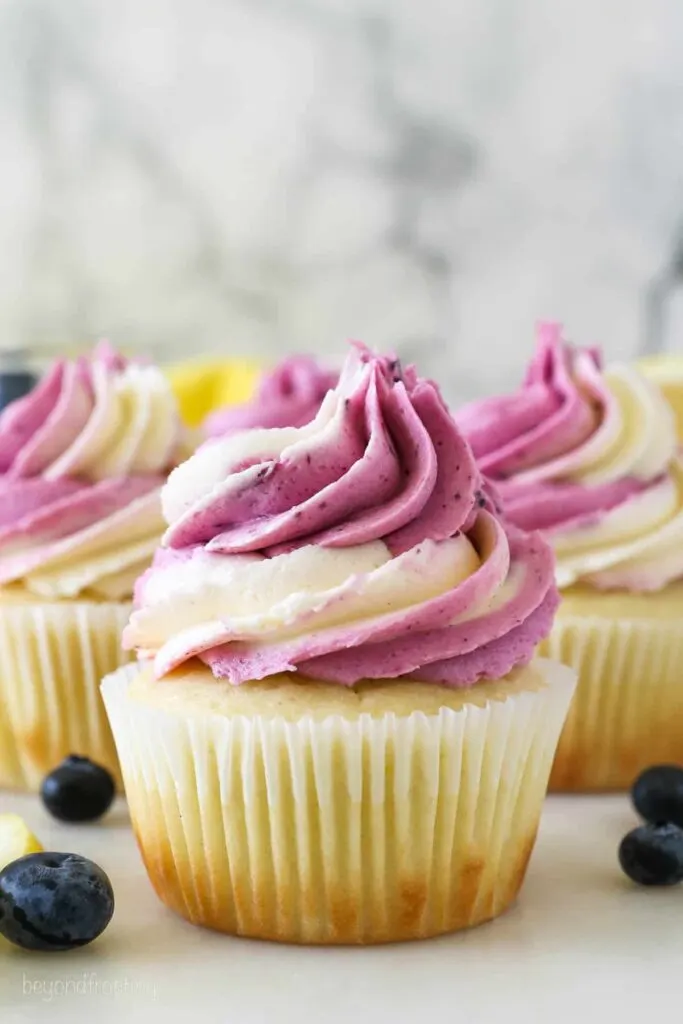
[
  {"left": 541, "top": 613, "right": 683, "bottom": 792},
  {"left": 0, "top": 599, "right": 133, "bottom": 791},
  {"left": 102, "top": 658, "right": 575, "bottom": 945}
]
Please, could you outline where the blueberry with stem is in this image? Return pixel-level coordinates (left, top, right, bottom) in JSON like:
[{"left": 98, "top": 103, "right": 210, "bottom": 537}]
[
  {"left": 41, "top": 755, "right": 116, "bottom": 824},
  {"left": 0, "top": 852, "right": 114, "bottom": 951},
  {"left": 632, "top": 764, "right": 683, "bottom": 829}
]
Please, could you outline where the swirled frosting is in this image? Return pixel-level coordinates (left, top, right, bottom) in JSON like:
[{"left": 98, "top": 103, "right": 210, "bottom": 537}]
[
  {"left": 0, "top": 343, "right": 188, "bottom": 600},
  {"left": 456, "top": 323, "right": 682, "bottom": 591},
  {"left": 125, "top": 344, "right": 558, "bottom": 687},
  {"left": 204, "top": 356, "right": 338, "bottom": 438}
]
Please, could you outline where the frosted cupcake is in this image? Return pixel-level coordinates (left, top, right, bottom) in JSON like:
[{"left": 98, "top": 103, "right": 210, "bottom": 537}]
[
  {"left": 103, "top": 343, "right": 574, "bottom": 945},
  {"left": 203, "top": 355, "right": 337, "bottom": 437},
  {"left": 457, "top": 322, "right": 683, "bottom": 791},
  {"left": 0, "top": 343, "right": 189, "bottom": 791}
]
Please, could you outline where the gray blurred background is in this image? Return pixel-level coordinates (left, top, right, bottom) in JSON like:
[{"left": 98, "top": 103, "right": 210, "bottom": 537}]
[{"left": 1, "top": 0, "right": 682, "bottom": 403}]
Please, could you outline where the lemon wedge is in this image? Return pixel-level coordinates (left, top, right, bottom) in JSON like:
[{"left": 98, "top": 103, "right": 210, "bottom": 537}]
[
  {"left": 0, "top": 814, "right": 43, "bottom": 872},
  {"left": 166, "top": 359, "right": 261, "bottom": 429},
  {"left": 638, "top": 354, "right": 683, "bottom": 442}
]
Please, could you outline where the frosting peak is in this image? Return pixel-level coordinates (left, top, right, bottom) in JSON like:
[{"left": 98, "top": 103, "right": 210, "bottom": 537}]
[
  {"left": 459, "top": 322, "right": 674, "bottom": 486},
  {"left": 163, "top": 346, "right": 482, "bottom": 555},
  {"left": 0, "top": 343, "right": 188, "bottom": 599},
  {"left": 457, "top": 323, "right": 682, "bottom": 591},
  {"left": 0, "top": 342, "right": 182, "bottom": 482},
  {"left": 126, "top": 343, "right": 558, "bottom": 688}
]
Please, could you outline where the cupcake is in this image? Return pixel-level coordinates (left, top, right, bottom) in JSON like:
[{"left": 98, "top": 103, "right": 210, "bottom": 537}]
[
  {"left": 0, "top": 343, "right": 189, "bottom": 791},
  {"left": 203, "top": 355, "right": 338, "bottom": 437},
  {"left": 102, "top": 343, "right": 574, "bottom": 945},
  {"left": 457, "top": 322, "right": 683, "bottom": 791}
]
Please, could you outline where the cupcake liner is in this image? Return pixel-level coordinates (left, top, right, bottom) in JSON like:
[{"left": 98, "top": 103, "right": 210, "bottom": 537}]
[
  {"left": 541, "top": 612, "right": 683, "bottom": 792},
  {"left": 0, "top": 599, "right": 132, "bottom": 791},
  {"left": 102, "top": 658, "right": 575, "bottom": 945}
]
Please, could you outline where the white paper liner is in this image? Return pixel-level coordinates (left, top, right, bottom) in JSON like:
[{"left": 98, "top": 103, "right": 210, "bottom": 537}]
[
  {"left": 102, "top": 659, "right": 575, "bottom": 944},
  {"left": 0, "top": 600, "right": 132, "bottom": 791},
  {"left": 541, "top": 614, "right": 683, "bottom": 791}
]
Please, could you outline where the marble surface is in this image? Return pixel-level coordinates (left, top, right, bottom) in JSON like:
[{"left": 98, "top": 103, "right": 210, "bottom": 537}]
[
  {"left": 2, "top": 792, "right": 682, "bottom": 1023},
  {"left": 2, "top": 1, "right": 683, "bottom": 402}
]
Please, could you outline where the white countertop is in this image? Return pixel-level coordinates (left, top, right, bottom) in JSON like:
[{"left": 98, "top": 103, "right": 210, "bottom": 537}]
[{"left": 1, "top": 792, "right": 681, "bottom": 1024}]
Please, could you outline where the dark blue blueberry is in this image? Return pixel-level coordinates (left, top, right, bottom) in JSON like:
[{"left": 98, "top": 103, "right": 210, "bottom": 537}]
[
  {"left": 618, "top": 823, "right": 683, "bottom": 886},
  {"left": 41, "top": 755, "right": 115, "bottom": 823},
  {"left": 0, "top": 371, "right": 37, "bottom": 413},
  {"left": 0, "top": 852, "right": 114, "bottom": 951},
  {"left": 632, "top": 764, "right": 683, "bottom": 829}
]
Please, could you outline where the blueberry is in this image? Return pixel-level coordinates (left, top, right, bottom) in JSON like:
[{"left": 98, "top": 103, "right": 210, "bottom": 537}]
[
  {"left": 619, "top": 823, "right": 683, "bottom": 886},
  {"left": 41, "top": 755, "right": 115, "bottom": 823},
  {"left": 0, "top": 371, "right": 37, "bottom": 413},
  {"left": 0, "top": 852, "right": 114, "bottom": 951},
  {"left": 632, "top": 764, "right": 683, "bottom": 829}
]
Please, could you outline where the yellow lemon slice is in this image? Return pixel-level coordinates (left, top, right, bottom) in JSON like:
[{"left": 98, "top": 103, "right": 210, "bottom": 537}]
[
  {"left": 166, "top": 359, "right": 261, "bottom": 429},
  {"left": 638, "top": 354, "right": 683, "bottom": 442},
  {"left": 0, "top": 814, "right": 43, "bottom": 872}
]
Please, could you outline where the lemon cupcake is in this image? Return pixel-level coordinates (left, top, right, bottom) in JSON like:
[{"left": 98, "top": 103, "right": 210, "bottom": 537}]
[
  {"left": 457, "top": 322, "right": 683, "bottom": 791},
  {"left": 0, "top": 343, "right": 190, "bottom": 791},
  {"left": 102, "top": 343, "right": 574, "bottom": 945},
  {"left": 203, "top": 355, "right": 338, "bottom": 438}
]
